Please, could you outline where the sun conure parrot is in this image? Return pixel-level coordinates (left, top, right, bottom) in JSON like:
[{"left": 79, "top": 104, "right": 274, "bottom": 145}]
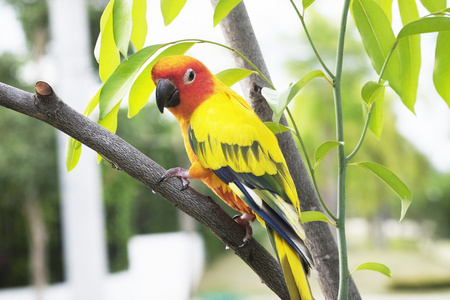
[{"left": 151, "top": 55, "right": 314, "bottom": 300}]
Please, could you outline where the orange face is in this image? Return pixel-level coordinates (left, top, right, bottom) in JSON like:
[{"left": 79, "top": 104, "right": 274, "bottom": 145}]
[{"left": 151, "top": 55, "right": 216, "bottom": 120}]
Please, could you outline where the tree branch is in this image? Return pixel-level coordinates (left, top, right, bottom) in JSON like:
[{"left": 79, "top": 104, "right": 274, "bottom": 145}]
[
  {"left": 0, "top": 81, "right": 290, "bottom": 299},
  {"left": 211, "top": 1, "right": 362, "bottom": 299}
]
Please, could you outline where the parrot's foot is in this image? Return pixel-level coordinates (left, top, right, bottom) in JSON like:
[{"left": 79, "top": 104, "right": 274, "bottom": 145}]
[
  {"left": 158, "top": 167, "right": 190, "bottom": 190},
  {"left": 233, "top": 213, "right": 256, "bottom": 247}
]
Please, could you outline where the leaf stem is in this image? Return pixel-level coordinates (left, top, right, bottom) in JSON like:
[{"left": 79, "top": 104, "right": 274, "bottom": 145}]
[
  {"left": 334, "top": 0, "right": 352, "bottom": 299},
  {"left": 286, "top": 108, "right": 338, "bottom": 221},
  {"left": 378, "top": 39, "right": 398, "bottom": 84},
  {"left": 289, "top": 0, "right": 335, "bottom": 80},
  {"left": 346, "top": 102, "right": 374, "bottom": 161}
]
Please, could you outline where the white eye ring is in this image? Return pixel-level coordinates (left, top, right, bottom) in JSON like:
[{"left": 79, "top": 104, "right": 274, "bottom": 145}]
[{"left": 183, "top": 68, "right": 196, "bottom": 84}]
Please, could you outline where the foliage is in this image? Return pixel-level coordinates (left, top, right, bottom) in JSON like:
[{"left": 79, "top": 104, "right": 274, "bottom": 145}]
[
  {"left": 284, "top": 14, "right": 432, "bottom": 223},
  {"left": 351, "top": 261, "right": 392, "bottom": 278},
  {"left": 282, "top": 2, "right": 449, "bottom": 295}
]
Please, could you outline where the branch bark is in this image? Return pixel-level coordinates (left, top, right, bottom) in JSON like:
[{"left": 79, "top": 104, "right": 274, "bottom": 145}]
[
  {"left": 211, "top": 1, "right": 362, "bottom": 299},
  {"left": 0, "top": 81, "right": 290, "bottom": 299}
]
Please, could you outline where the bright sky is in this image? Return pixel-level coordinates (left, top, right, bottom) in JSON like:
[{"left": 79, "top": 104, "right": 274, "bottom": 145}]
[{"left": 0, "top": 0, "right": 449, "bottom": 172}]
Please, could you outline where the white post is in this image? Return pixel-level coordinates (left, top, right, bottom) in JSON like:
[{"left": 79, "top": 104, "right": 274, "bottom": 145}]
[{"left": 47, "top": 1, "right": 107, "bottom": 299}]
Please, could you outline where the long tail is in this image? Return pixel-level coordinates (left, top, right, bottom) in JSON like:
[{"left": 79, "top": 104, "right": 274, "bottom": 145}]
[{"left": 268, "top": 227, "right": 313, "bottom": 300}]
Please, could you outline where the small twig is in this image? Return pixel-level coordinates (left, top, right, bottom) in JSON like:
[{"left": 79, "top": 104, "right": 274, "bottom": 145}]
[
  {"left": 285, "top": 107, "right": 337, "bottom": 222},
  {"left": 35, "top": 81, "right": 53, "bottom": 96},
  {"left": 289, "top": 0, "right": 335, "bottom": 80},
  {"left": 347, "top": 102, "right": 375, "bottom": 161}
]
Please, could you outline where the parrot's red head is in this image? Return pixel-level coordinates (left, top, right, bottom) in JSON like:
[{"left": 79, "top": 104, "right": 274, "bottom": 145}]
[{"left": 151, "top": 55, "right": 218, "bottom": 120}]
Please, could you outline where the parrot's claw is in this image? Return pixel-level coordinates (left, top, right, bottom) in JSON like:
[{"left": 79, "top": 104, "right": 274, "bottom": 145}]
[
  {"left": 238, "top": 239, "right": 249, "bottom": 248},
  {"left": 233, "top": 213, "right": 256, "bottom": 247},
  {"left": 158, "top": 167, "right": 190, "bottom": 191}
]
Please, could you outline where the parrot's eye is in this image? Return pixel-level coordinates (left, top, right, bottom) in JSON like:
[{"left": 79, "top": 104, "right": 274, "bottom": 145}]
[{"left": 183, "top": 68, "right": 196, "bottom": 84}]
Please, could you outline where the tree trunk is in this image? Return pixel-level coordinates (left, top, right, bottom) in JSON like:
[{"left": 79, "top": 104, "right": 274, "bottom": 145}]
[
  {"left": 210, "top": 1, "right": 361, "bottom": 299},
  {"left": 23, "top": 184, "right": 47, "bottom": 300}
]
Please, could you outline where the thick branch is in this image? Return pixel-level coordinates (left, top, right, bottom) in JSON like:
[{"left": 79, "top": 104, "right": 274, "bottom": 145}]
[
  {"left": 0, "top": 81, "right": 290, "bottom": 299},
  {"left": 212, "top": 1, "right": 361, "bottom": 299}
]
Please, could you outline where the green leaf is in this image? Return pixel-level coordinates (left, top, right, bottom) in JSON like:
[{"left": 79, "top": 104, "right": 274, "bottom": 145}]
[
  {"left": 352, "top": 262, "right": 392, "bottom": 278},
  {"left": 113, "top": 0, "right": 133, "bottom": 58},
  {"left": 351, "top": 0, "right": 402, "bottom": 97},
  {"left": 128, "top": 42, "right": 195, "bottom": 118},
  {"left": 352, "top": 161, "right": 412, "bottom": 221},
  {"left": 368, "top": 89, "right": 385, "bottom": 138},
  {"left": 99, "top": 100, "right": 121, "bottom": 133},
  {"left": 95, "top": 0, "right": 113, "bottom": 63},
  {"left": 262, "top": 70, "right": 328, "bottom": 123},
  {"left": 213, "top": 0, "right": 243, "bottom": 27},
  {"left": 397, "top": 17, "right": 450, "bottom": 39},
  {"left": 65, "top": 137, "right": 82, "bottom": 172},
  {"left": 361, "top": 81, "right": 385, "bottom": 138},
  {"left": 83, "top": 88, "right": 101, "bottom": 117},
  {"left": 419, "top": 0, "right": 447, "bottom": 13},
  {"left": 361, "top": 81, "right": 384, "bottom": 106},
  {"left": 398, "top": 0, "right": 419, "bottom": 25},
  {"left": 397, "top": 0, "right": 421, "bottom": 113},
  {"left": 160, "top": 0, "right": 187, "bottom": 26},
  {"left": 433, "top": 31, "right": 450, "bottom": 108},
  {"left": 264, "top": 122, "right": 295, "bottom": 134},
  {"left": 215, "top": 68, "right": 255, "bottom": 87},
  {"left": 97, "top": 100, "right": 121, "bottom": 163},
  {"left": 94, "top": 34, "right": 101, "bottom": 64},
  {"left": 131, "top": 0, "right": 147, "bottom": 51},
  {"left": 99, "top": 43, "right": 163, "bottom": 120},
  {"left": 374, "top": 0, "right": 393, "bottom": 23},
  {"left": 314, "top": 141, "right": 342, "bottom": 169},
  {"left": 100, "top": 1, "right": 114, "bottom": 32},
  {"left": 128, "top": 72, "right": 153, "bottom": 118},
  {"left": 261, "top": 87, "right": 290, "bottom": 124},
  {"left": 397, "top": 36, "right": 420, "bottom": 112},
  {"left": 302, "top": 0, "right": 316, "bottom": 12},
  {"left": 99, "top": 1, "right": 121, "bottom": 82},
  {"left": 301, "top": 211, "right": 336, "bottom": 226}
]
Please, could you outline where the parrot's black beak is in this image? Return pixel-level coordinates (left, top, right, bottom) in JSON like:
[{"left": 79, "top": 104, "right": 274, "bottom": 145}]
[{"left": 155, "top": 78, "right": 180, "bottom": 114}]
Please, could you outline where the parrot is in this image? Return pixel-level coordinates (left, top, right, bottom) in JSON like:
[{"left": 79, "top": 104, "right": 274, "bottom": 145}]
[{"left": 151, "top": 55, "right": 314, "bottom": 300}]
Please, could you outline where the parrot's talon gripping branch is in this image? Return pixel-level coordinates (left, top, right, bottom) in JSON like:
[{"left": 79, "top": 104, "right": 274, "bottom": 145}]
[
  {"left": 156, "top": 175, "right": 167, "bottom": 184},
  {"left": 238, "top": 239, "right": 250, "bottom": 248},
  {"left": 180, "top": 180, "right": 190, "bottom": 191},
  {"left": 157, "top": 167, "right": 190, "bottom": 190},
  {"left": 233, "top": 213, "right": 255, "bottom": 245}
]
